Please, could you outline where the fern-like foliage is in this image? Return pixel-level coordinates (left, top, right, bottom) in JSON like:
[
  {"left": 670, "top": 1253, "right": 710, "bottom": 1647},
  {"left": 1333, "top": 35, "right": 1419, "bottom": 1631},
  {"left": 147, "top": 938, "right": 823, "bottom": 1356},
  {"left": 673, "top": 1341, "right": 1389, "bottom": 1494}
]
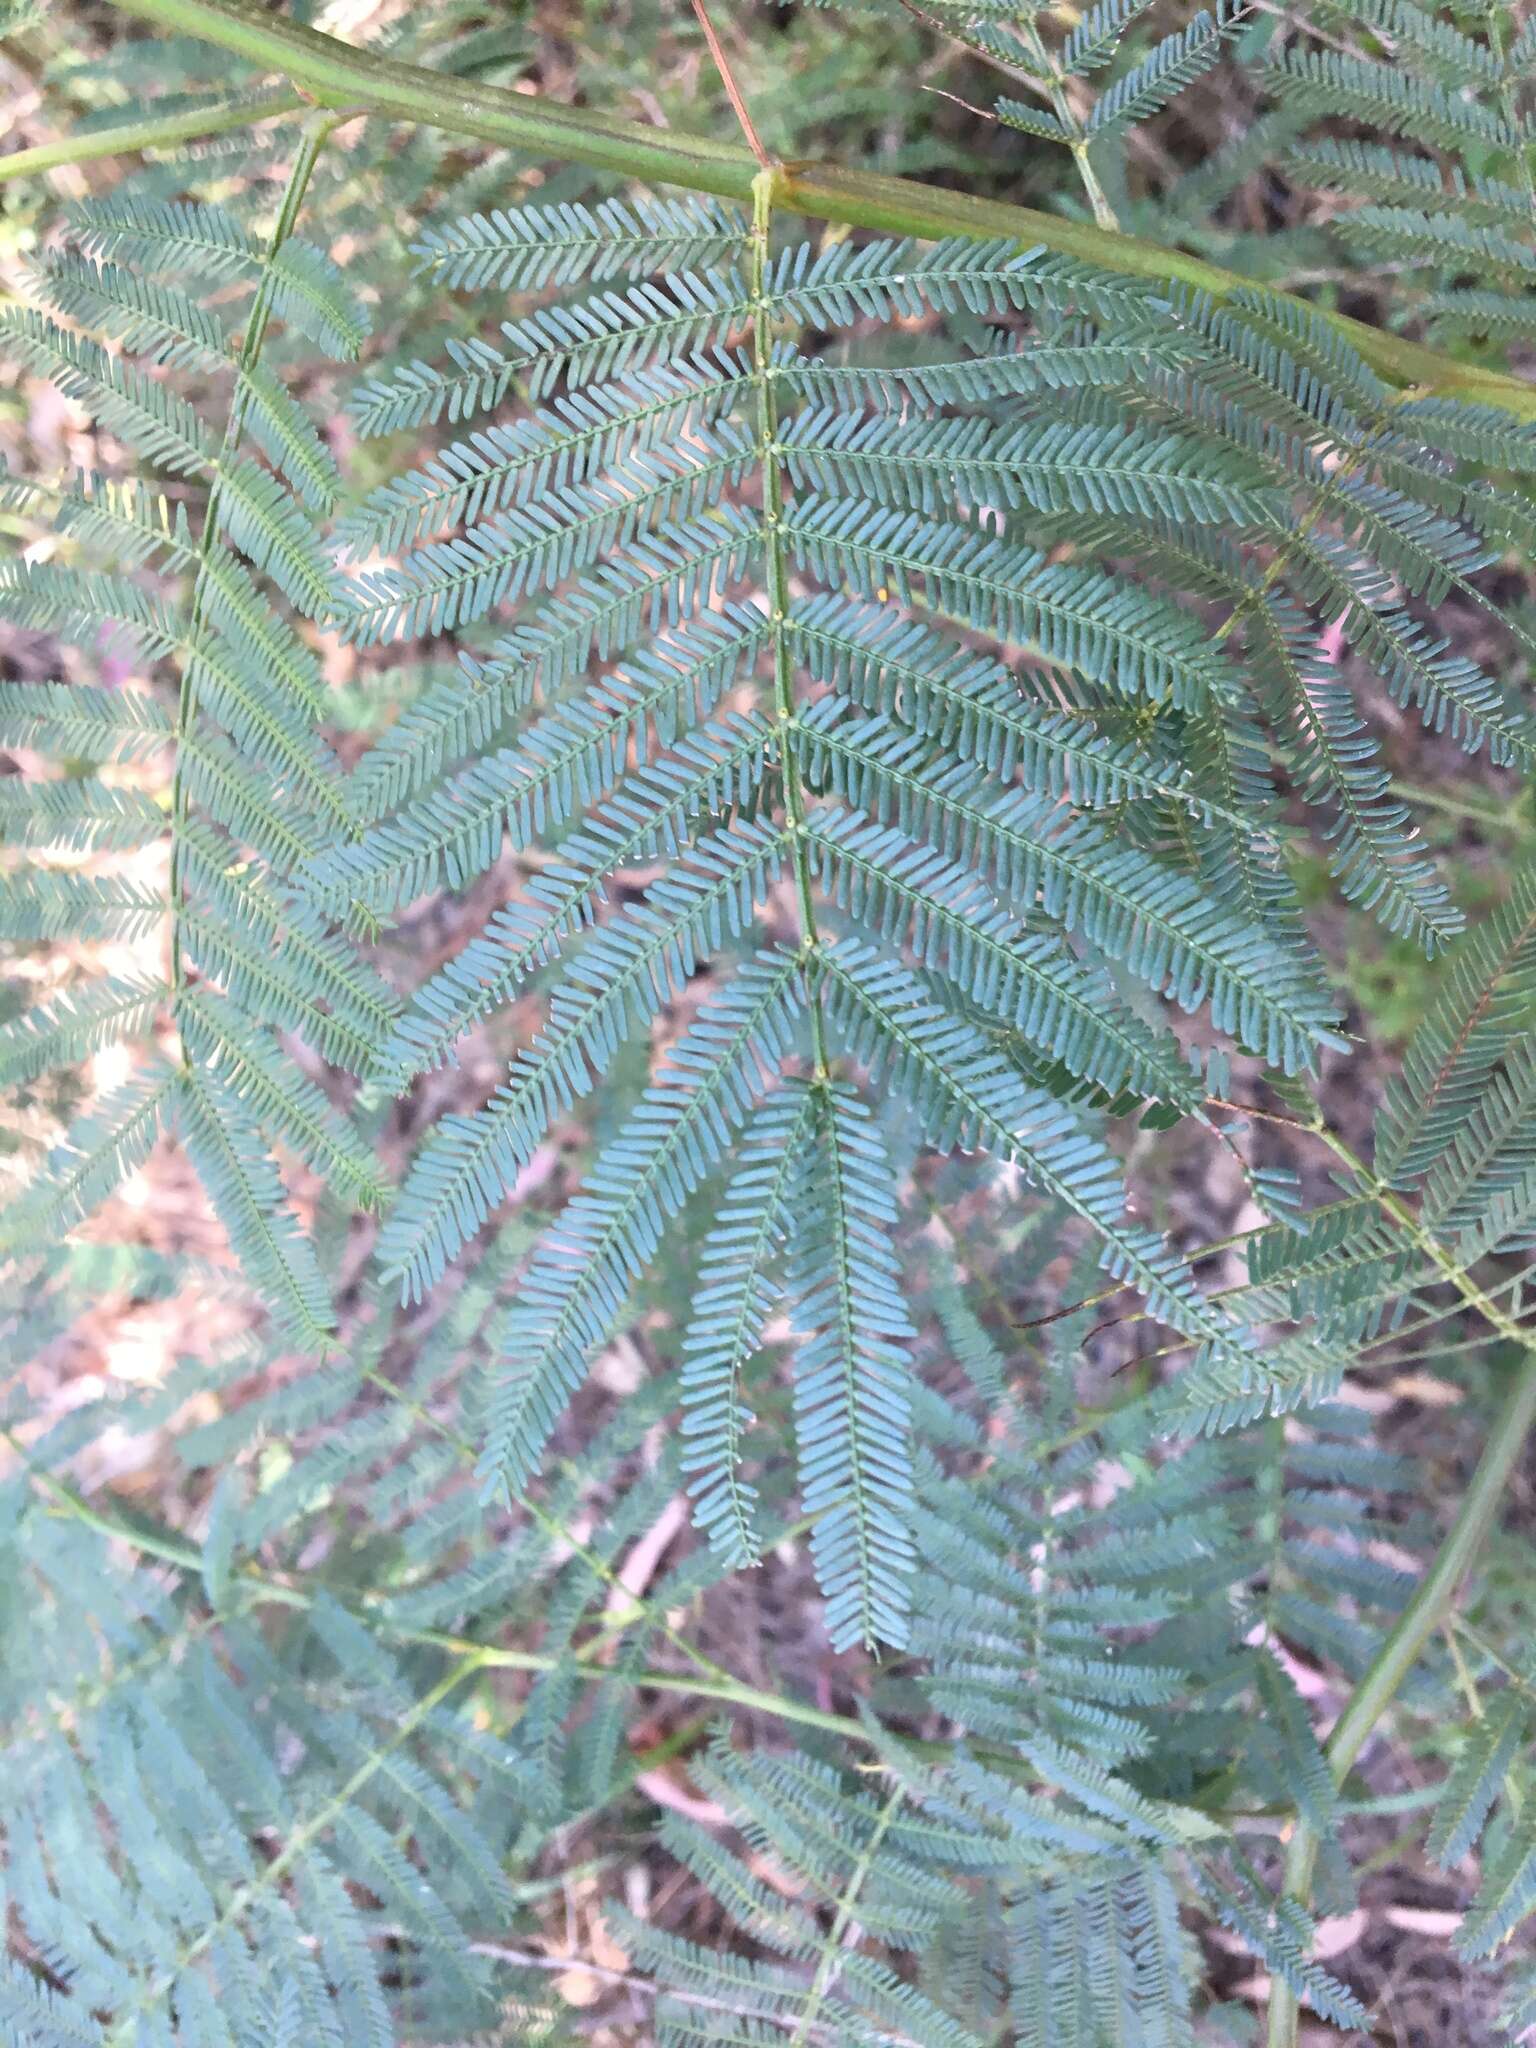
[
  {"left": 1271, "top": 0, "right": 1536, "bottom": 358},
  {"left": 308, "top": 158, "right": 1536, "bottom": 1647},
  {"left": 0, "top": 1498, "right": 517, "bottom": 2045},
  {"left": 804, "top": 0, "right": 1251, "bottom": 233},
  {"left": 621, "top": 1721, "right": 1208, "bottom": 2048},
  {"left": 9, "top": 6, "right": 1536, "bottom": 2037},
  {"left": 0, "top": 163, "right": 394, "bottom": 1342},
  {"left": 612, "top": 1350, "right": 1414, "bottom": 2044}
]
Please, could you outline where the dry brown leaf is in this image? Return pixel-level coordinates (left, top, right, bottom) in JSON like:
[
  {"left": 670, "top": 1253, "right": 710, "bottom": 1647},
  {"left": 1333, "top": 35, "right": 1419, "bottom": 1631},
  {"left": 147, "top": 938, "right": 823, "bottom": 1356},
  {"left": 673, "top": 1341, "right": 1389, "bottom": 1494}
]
[
  {"left": 1385, "top": 1905, "right": 1463, "bottom": 1937},
  {"left": 589, "top": 1915, "right": 631, "bottom": 1973},
  {"left": 1387, "top": 1372, "right": 1464, "bottom": 1408},
  {"left": 634, "top": 1764, "right": 729, "bottom": 1827},
  {"left": 554, "top": 1968, "right": 603, "bottom": 2008},
  {"left": 1311, "top": 1908, "right": 1368, "bottom": 1959}
]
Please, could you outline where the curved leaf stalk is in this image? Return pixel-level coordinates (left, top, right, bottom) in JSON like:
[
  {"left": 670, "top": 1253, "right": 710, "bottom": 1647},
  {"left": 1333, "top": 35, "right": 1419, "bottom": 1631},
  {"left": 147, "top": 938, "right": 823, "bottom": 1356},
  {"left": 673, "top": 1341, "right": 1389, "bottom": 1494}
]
[
  {"left": 166, "top": 109, "right": 338, "bottom": 997},
  {"left": 12, "top": 1414, "right": 860, "bottom": 1745},
  {"left": 347, "top": 1359, "right": 846, "bottom": 1724},
  {"left": 1266, "top": 1126, "right": 1536, "bottom": 2048},
  {"left": 1266, "top": 1346, "right": 1536, "bottom": 2046},
  {"left": 1320, "top": 1126, "right": 1536, "bottom": 1347},
  {"left": 93, "top": 0, "right": 1536, "bottom": 420},
  {"left": 105, "top": 1658, "right": 479, "bottom": 2046},
  {"left": 1014, "top": 10, "right": 1121, "bottom": 233},
  {"left": 754, "top": 166, "right": 831, "bottom": 1075},
  {"left": 785, "top": 1778, "right": 904, "bottom": 2048},
  {"left": 0, "top": 88, "right": 305, "bottom": 183},
  {"left": 1215, "top": 442, "right": 1372, "bottom": 654}
]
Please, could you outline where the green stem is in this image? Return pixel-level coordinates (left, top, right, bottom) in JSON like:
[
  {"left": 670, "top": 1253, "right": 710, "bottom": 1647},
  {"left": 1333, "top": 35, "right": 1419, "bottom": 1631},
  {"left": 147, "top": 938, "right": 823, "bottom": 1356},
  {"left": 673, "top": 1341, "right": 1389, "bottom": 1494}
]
[
  {"left": 0, "top": 88, "right": 304, "bottom": 182},
  {"left": 351, "top": 1360, "right": 781, "bottom": 1701},
  {"left": 1454, "top": 1615, "right": 1536, "bottom": 1704},
  {"left": 1325, "top": 1370, "right": 1536, "bottom": 1782},
  {"left": 2, "top": 1427, "right": 204, "bottom": 1573},
  {"left": 1014, "top": 11, "right": 1119, "bottom": 232},
  {"left": 1266, "top": 1123, "right": 1536, "bottom": 2044},
  {"left": 751, "top": 166, "right": 831, "bottom": 1076},
  {"left": 1265, "top": 1343, "right": 1536, "bottom": 2048},
  {"left": 13, "top": 1418, "right": 1047, "bottom": 1770},
  {"left": 167, "top": 108, "right": 335, "bottom": 994},
  {"left": 109, "top": 1657, "right": 477, "bottom": 2044},
  {"left": 788, "top": 1780, "right": 903, "bottom": 2047},
  {"left": 18, "top": 1451, "right": 858, "bottom": 1742},
  {"left": 1391, "top": 778, "right": 1529, "bottom": 832},
  {"left": 93, "top": 0, "right": 1536, "bottom": 420},
  {"left": 1313, "top": 1126, "right": 1532, "bottom": 1349}
]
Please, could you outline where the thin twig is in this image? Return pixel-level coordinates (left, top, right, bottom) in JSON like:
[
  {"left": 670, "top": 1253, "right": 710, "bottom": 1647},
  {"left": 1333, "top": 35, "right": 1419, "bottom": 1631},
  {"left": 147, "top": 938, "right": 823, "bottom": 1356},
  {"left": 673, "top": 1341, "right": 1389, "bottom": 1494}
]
[
  {"left": 83, "top": 0, "right": 1536, "bottom": 419},
  {"left": 1267, "top": 1344, "right": 1536, "bottom": 2048},
  {"left": 920, "top": 84, "right": 999, "bottom": 122},
  {"left": 690, "top": 0, "right": 773, "bottom": 168}
]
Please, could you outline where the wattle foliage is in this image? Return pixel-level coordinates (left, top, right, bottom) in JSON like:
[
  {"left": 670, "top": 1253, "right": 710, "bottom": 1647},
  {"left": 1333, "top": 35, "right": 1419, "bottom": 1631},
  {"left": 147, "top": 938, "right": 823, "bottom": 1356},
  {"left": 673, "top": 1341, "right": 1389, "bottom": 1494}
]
[{"left": 4, "top": 0, "right": 1536, "bottom": 2039}]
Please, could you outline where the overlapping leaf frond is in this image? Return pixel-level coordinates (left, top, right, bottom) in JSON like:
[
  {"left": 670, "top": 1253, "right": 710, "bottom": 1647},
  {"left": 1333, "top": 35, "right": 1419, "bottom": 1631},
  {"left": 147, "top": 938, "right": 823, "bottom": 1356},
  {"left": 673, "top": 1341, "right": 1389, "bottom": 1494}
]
[
  {"left": 619, "top": 1721, "right": 1202, "bottom": 2048},
  {"left": 0, "top": 1504, "right": 514, "bottom": 2047},
  {"left": 1271, "top": 0, "right": 1536, "bottom": 350},
  {"left": 10, "top": 24, "right": 1536, "bottom": 2035},
  {"left": 805, "top": 0, "right": 1249, "bottom": 222},
  {"left": 312, "top": 155, "right": 1536, "bottom": 1647},
  {"left": 0, "top": 153, "right": 387, "bottom": 1341},
  {"left": 606, "top": 1365, "right": 1396, "bottom": 2042}
]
